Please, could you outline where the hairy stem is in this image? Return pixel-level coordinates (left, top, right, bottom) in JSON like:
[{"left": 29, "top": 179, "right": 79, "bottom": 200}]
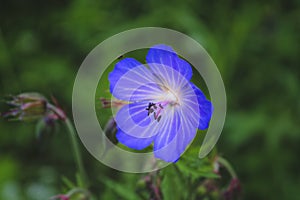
[
  {"left": 47, "top": 103, "right": 88, "bottom": 186},
  {"left": 65, "top": 118, "right": 88, "bottom": 187},
  {"left": 217, "top": 157, "right": 237, "bottom": 178}
]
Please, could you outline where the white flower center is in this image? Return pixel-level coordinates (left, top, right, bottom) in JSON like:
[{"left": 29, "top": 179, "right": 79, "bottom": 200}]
[
  {"left": 146, "top": 87, "right": 181, "bottom": 122},
  {"left": 165, "top": 89, "right": 178, "bottom": 104}
]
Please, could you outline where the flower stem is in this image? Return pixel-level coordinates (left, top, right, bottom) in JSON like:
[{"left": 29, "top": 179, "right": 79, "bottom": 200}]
[
  {"left": 47, "top": 103, "right": 88, "bottom": 187},
  {"left": 217, "top": 157, "right": 237, "bottom": 178},
  {"left": 65, "top": 118, "right": 88, "bottom": 187}
]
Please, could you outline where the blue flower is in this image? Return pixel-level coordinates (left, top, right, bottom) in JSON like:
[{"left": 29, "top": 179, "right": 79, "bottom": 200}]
[{"left": 108, "top": 44, "right": 213, "bottom": 162}]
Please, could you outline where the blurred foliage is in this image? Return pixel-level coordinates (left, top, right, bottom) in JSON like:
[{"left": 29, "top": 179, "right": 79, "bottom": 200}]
[{"left": 0, "top": 0, "right": 300, "bottom": 199}]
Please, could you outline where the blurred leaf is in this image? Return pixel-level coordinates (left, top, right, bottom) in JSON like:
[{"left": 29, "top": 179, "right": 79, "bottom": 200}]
[
  {"left": 100, "top": 177, "right": 140, "bottom": 200},
  {"left": 0, "top": 158, "right": 19, "bottom": 185},
  {"left": 176, "top": 151, "right": 219, "bottom": 181},
  {"left": 62, "top": 176, "right": 76, "bottom": 191},
  {"left": 161, "top": 165, "right": 186, "bottom": 200}
]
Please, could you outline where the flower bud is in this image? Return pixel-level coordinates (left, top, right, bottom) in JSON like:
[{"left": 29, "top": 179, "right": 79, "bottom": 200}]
[{"left": 3, "top": 92, "right": 48, "bottom": 121}]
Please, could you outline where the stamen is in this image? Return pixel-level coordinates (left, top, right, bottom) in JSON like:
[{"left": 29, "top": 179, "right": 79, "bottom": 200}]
[
  {"left": 157, "top": 115, "right": 162, "bottom": 122},
  {"left": 145, "top": 102, "right": 168, "bottom": 122},
  {"left": 153, "top": 112, "right": 157, "bottom": 119}
]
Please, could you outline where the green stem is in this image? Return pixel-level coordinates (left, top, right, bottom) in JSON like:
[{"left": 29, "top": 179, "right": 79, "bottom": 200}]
[
  {"left": 48, "top": 103, "right": 88, "bottom": 186},
  {"left": 65, "top": 118, "right": 88, "bottom": 187},
  {"left": 217, "top": 157, "right": 237, "bottom": 178}
]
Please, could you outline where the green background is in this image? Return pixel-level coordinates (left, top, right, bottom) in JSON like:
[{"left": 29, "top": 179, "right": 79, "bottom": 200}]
[{"left": 0, "top": 0, "right": 299, "bottom": 199}]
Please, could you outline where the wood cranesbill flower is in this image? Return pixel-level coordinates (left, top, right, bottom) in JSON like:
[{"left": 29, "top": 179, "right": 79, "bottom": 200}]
[{"left": 108, "top": 44, "right": 213, "bottom": 162}]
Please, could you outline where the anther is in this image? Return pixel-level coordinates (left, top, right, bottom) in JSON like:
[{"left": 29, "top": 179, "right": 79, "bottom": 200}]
[
  {"left": 145, "top": 102, "right": 165, "bottom": 123},
  {"left": 153, "top": 112, "right": 157, "bottom": 119},
  {"left": 157, "top": 115, "right": 162, "bottom": 122}
]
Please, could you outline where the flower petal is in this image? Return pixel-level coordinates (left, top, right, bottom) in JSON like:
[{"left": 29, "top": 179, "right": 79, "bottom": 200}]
[
  {"left": 153, "top": 84, "right": 200, "bottom": 162},
  {"left": 191, "top": 83, "right": 213, "bottom": 130},
  {"left": 116, "top": 129, "right": 153, "bottom": 150},
  {"left": 109, "top": 58, "right": 141, "bottom": 93},
  {"left": 109, "top": 60, "right": 163, "bottom": 101},
  {"left": 115, "top": 102, "right": 162, "bottom": 138},
  {"left": 153, "top": 109, "right": 181, "bottom": 150},
  {"left": 146, "top": 44, "right": 193, "bottom": 80},
  {"left": 147, "top": 74, "right": 200, "bottom": 162},
  {"left": 153, "top": 107, "right": 199, "bottom": 162}
]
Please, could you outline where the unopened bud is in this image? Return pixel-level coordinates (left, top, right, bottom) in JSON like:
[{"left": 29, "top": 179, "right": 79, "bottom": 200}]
[
  {"left": 99, "top": 97, "right": 127, "bottom": 108},
  {"left": 3, "top": 92, "right": 47, "bottom": 121}
]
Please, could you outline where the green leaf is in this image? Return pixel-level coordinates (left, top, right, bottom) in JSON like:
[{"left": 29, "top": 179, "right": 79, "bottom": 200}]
[
  {"left": 76, "top": 173, "right": 85, "bottom": 188},
  {"left": 61, "top": 176, "right": 76, "bottom": 190},
  {"left": 161, "top": 165, "right": 187, "bottom": 200},
  {"left": 176, "top": 148, "right": 219, "bottom": 180}
]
